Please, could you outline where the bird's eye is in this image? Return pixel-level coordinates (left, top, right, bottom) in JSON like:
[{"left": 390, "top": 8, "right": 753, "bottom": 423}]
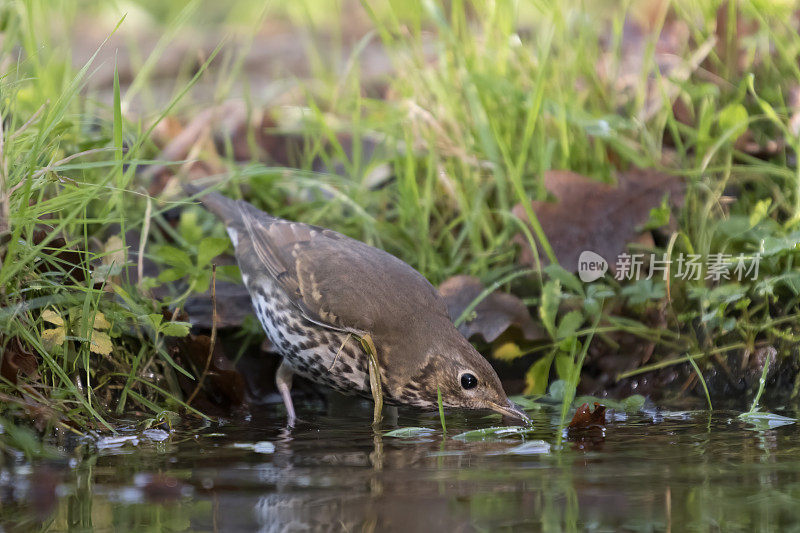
[{"left": 460, "top": 372, "right": 478, "bottom": 390}]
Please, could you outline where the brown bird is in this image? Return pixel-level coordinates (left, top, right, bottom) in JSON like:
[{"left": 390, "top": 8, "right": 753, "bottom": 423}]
[{"left": 186, "top": 184, "right": 529, "bottom": 426}]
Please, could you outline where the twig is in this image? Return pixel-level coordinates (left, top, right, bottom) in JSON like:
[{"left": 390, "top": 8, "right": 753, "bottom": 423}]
[{"left": 186, "top": 265, "right": 217, "bottom": 407}]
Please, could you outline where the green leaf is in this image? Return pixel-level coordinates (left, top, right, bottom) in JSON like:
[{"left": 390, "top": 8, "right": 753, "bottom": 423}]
[
  {"left": 749, "top": 198, "right": 772, "bottom": 228},
  {"left": 384, "top": 427, "right": 436, "bottom": 438},
  {"left": 621, "top": 394, "right": 646, "bottom": 411},
  {"left": 539, "top": 280, "right": 561, "bottom": 339},
  {"left": 738, "top": 411, "right": 796, "bottom": 430},
  {"left": 145, "top": 313, "right": 163, "bottom": 330},
  {"left": 525, "top": 352, "right": 554, "bottom": 395},
  {"left": 543, "top": 264, "right": 583, "bottom": 295},
  {"left": 160, "top": 321, "right": 191, "bottom": 337},
  {"left": 216, "top": 264, "right": 242, "bottom": 283},
  {"left": 547, "top": 380, "right": 567, "bottom": 402},
  {"left": 507, "top": 395, "right": 542, "bottom": 411},
  {"left": 556, "top": 310, "right": 583, "bottom": 340},
  {"left": 192, "top": 269, "right": 212, "bottom": 294},
  {"left": 492, "top": 341, "right": 524, "bottom": 361},
  {"left": 157, "top": 267, "right": 185, "bottom": 284},
  {"left": 718, "top": 102, "right": 748, "bottom": 140},
  {"left": 621, "top": 279, "right": 665, "bottom": 306},
  {"left": 179, "top": 210, "right": 204, "bottom": 244},
  {"left": 197, "top": 237, "right": 230, "bottom": 268},
  {"left": 640, "top": 195, "right": 671, "bottom": 231},
  {"left": 554, "top": 352, "right": 573, "bottom": 381},
  {"left": 761, "top": 231, "right": 800, "bottom": 256},
  {"left": 453, "top": 426, "right": 537, "bottom": 442},
  {"left": 156, "top": 245, "right": 193, "bottom": 270}
]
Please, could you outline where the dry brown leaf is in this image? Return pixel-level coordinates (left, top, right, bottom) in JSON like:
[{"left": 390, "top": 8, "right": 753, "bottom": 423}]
[
  {"left": 513, "top": 169, "right": 684, "bottom": 272},
  {"left": 568, "top": 402, "right": 607, "bottom": 429},
  {"left": 0, "top": 337, "right": 40, "bottom": 383},
  {"left": 597, "top": 5, "right": 713, "bottom": 121},
  {"left": 172, "top": 333, "right": 246, "bottom": 410},
  {"left": 439, "top": 275, "right": 543, "bottom": 343}
]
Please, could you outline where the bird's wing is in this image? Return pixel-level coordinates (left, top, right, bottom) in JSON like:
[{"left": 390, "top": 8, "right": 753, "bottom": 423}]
[{"left": 234, "top": 201, "right": 450, "bottom": 336}]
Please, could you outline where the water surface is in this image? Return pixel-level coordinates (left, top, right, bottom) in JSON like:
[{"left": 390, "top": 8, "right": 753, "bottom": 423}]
[{"left": 3, "top": 400, "right": 800, "bottom": 532}]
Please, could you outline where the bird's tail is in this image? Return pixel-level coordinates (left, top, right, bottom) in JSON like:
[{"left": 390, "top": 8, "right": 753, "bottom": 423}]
[{"left": 183, "top": 182, "right": 243, "bottom": 227}]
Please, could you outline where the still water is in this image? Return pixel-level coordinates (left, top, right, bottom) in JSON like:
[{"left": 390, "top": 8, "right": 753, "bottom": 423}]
[{"left": 3, "top": 398, "right": 800, "bottom": 532}]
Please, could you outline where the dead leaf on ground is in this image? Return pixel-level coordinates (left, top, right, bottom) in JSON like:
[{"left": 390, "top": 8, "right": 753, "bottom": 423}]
[
  {"left": 597, "top": 4, "right": 714, "bottom": 121},
  {"left": 568, "top": 402, "right": 607, "bottom": 429},
  {"left": 513, "top": 169, "right": 684, "bottom": 273},
  {"left": 31, "top": 230, "right": 86, "bottom": 283},
  {"left": 171, "top": 333, "right": 246, "bottom": 411},
  {"left": 144, "top": 103, "right": 236, "bottom": 195},
  {"left": 438, "top": 275, "right": 544, "bottom": 343},
  {"left": 0, "top": 337, "right": 40, "bottom": 384}
]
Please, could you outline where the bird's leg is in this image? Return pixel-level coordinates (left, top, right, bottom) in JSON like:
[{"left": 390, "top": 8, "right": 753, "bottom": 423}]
[
  {"left": 360, "top": 333, "right": 383, "bottom": 426},
  {"left": 275, "top": 359, "right": 296, "bottom": 426}
]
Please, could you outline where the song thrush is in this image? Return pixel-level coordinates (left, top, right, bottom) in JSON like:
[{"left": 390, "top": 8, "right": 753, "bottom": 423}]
[{"left": 186, "top": 184, "right": 529, "bottom": 426}]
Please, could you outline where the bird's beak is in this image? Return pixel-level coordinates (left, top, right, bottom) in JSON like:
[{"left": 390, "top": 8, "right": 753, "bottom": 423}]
[{"left": 490, "top": 399, "right": 532, "bottom": 425}]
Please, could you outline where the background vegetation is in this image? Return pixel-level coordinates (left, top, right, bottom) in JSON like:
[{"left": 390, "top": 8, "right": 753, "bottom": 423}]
[{"left": 2, "top": 0, "right": 800, "bottom": 453}]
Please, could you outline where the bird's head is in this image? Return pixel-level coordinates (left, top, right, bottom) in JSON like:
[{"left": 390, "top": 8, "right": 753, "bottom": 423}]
[{"left": 400, "top": 326, "right": 530, "bottom": 424}]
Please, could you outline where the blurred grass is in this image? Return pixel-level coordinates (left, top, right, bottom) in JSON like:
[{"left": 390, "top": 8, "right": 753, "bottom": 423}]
[{"left": 2, "top": 0, "right": 800, "bottom": 451}]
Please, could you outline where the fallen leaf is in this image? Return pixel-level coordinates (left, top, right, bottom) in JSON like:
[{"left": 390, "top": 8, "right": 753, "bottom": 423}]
[
  {"left": 384, "top": 427, "right": 436, "bottom": 438},
  {"left": 41, "top": 309, "right": 64, "bottom": 327},
  {"left": 171, "top": 333, "right": 246, "bottom": 410},
  {"left": 568, "top": 402, "right": 607, "bottom": 429},
  {"left": 30, "top": 231, "right": 86, "bottom": 283},
  {"left": 513, "top": 169, "right": 684, "bottom": 273},
  {"left": 230, "top": 441, "right": 276, "bottom": 454},
  {"left": 0, "top": 337, "right": 40, "bottom": 383},
  {"left": 88, "top": 330, "right": 113, "bottom": 356},
  {"left": 103, "top": 235, "right": 128, "bottom": 268},
  {"left": 597, "top": 7, "right": 712, "bottom": 121},
  {"left": 90, "top": 312, "right": 111, "bottom": 330},
  {"left": 439, "top": 275, "right": 543, "bottom": 343},
  {"left": 41, "top": 328, "right": 66, "bottom": 352},
  {"left": 492, "top": 341, "right": 525, "bottom": 362},
  {"left": 504, "top": 440, "right": 551, "bottom": 455},
  {"left": 738, "top": 410, "right": 796, "bottom": 430},
  {"left": 453, "top": 426, "right": 538, "bottom": 442}
]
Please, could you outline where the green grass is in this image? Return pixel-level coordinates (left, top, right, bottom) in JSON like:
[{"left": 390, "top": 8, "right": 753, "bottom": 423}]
[{"left": 2, "top": 0, "right": 800, "bottom": 451}]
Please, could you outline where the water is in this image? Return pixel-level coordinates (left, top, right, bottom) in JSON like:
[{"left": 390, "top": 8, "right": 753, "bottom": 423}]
[{"left": 3, "top": 399, "right": 800, "bottom": 532}]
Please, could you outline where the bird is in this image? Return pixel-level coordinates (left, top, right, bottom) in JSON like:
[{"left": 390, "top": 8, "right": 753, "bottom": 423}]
[{"left": 185, "top": 183, "right": 529, "bottom": 426}]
